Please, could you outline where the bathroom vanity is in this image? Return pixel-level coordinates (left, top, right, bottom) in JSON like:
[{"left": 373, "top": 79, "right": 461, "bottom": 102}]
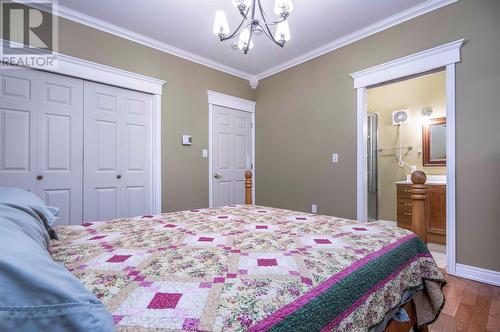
[{"left": 396, "top": 178, "right": 446, "bottom": 244}]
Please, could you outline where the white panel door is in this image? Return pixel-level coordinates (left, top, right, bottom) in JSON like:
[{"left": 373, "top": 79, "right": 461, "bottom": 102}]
[
  {"left": 122, "top": 90, "right": 152, "bottom": 218},
  {"left": 36, "top": 71, "right": 84, "bottom": 226},
  {"left": 84, "top": 81, "right": 152, "bottom": 222},
  {"left": 212, "top": 105, "right": 252, "bottom": 207},
  {"left": 0, "top": 67, "right": 83, "bottom": 226},
  {"left": 0, "top": 67, "right": 38, "bottom": 192}
]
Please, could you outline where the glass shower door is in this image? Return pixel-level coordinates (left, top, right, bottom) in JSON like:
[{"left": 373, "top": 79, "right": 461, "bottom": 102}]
[{"left": 367, "top": 113, "right": 378, "bottom": 221}]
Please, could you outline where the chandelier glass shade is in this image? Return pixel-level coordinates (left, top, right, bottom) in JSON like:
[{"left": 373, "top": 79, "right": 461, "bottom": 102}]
[{"left": 213, "top": 0, "right": 293, "bottom": 54}]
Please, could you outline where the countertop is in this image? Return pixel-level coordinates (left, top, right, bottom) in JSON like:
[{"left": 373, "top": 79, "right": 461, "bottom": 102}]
[
  {"left": 396, "top": 175, "right": 446, "bottom": 185},
  {"left": 395, "top": 180, "right": 446, "bottom": 185}
]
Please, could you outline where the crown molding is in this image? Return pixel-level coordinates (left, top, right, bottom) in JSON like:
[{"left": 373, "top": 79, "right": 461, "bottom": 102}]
[
  {"left": 1, "top": 38, "right": 166, "bottom": 94},
  {"left": 17, "top": 0, "right": 457, "bottom": 87},
  {"left": 249, "top": 78, "right": 259, "bottom": 89},
  {"left": 255, "top": 0, "right": 458, "bottom": 80},
  {"left": 19, "top": 1, "right": 254, "bottom": 82}
]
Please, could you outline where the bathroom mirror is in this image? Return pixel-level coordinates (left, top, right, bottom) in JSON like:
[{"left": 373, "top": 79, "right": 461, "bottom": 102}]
[{"left": 422, "top": 117, "right": 446, "bottom": 166}]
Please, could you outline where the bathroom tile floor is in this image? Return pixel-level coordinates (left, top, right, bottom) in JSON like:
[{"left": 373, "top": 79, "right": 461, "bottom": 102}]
[
  {"left": 428, "top": 242, "right": 446, "bottom": 269},
  {"left": 374, "top": 220, "right": 447, "bottom": 269}
]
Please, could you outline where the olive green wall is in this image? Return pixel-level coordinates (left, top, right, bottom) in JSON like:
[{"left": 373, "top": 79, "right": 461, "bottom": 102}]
[
  {"left": 255, "top": 0, "right": 500, "bottom": 272},
  {"left": 368, "top": 71, "right": 446, "bottom": 222},
  {"left": 54, "top": 17, "right": 255, "bottom": 212}
]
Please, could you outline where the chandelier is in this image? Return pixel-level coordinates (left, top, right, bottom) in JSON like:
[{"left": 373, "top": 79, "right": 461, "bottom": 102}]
[{"left": 213, "top": 0, "right": 293, "bottom": 54}]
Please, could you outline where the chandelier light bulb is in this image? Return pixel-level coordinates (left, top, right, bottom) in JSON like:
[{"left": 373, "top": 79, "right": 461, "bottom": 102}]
[
  {"left": 213, "top": 11, "right": 230, "bottom": 37},
  {"left": 213, "top": 0, "right": 293, "bottom": 54},
  {"left": 232, "top": 0, "right": 251, "bottom": 11},
  {"left": 275, "top": 21, "right": 291, "bottom": 43},
  {"left": 238, "top": 28, "right": 254, "bottom": 52},
  {"left": 274, "top": 0, "right": 293, "bottom": 16}
]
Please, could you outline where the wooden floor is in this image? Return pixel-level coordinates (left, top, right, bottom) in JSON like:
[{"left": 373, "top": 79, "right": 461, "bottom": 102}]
[{"left": 429, "top": 272, "right": 500, "bottom": 331}]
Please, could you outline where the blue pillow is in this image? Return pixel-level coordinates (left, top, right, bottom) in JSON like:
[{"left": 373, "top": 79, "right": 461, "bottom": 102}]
[
  {"left": 0, "top": 187, "right": 60, "bottom": 229},
  {"left": 0, "top": 202, "right": 115, "bottom": 331}
]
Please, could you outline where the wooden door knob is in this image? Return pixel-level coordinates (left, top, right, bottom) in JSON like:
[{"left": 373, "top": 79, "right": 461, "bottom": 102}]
[{"left": 36, "top": 175, "right": 43, "bottom": 180}]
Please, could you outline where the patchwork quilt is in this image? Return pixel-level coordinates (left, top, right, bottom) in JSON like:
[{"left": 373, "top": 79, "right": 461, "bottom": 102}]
[{"left": 51, "top": 205, "right": 446, "bottom": 331}]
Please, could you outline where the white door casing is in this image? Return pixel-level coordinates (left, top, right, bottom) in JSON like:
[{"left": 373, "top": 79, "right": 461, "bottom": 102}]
[
  {"left": 350, "top": 39, "right": 463, "bottom": 275},
  {"left": 1, "top": 45, "right": 164, "bottom": 218},
  {"left": 207, "top": 91, "right": 256, "bottom": 208},
  {"left": 0, "top": 67, "right": 83, "bottom": 226},
  {"left": 83, "top": 81, "right": 152, "bottom": 222},
  {"left": 212, "top": 105, "right": 252, "bottom": 207}
]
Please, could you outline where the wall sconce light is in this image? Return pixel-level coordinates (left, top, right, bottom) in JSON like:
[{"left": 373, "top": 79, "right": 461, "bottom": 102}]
[{"left": 421, "top": 106, "right": 433, "bottom": 125}]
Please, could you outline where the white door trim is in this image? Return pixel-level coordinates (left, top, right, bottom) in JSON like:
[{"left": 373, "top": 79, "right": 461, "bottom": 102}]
[
  {"left": 207, "top": 90, "right": 256, "bottom": 208},
  {"left": 1, "top": 39, "right": 166, "bottom": 214},
  {"left": 350, "top": 39, "right": 464, "bottom": 275}
]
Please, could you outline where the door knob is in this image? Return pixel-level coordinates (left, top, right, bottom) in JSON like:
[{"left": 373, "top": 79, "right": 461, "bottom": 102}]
[
  {"left": 116, "top": 174, "right": 122, "bottom": 179},
  {"left": 214, "top": 174, "right": 223, "bottom": 179},
  {"left": 36, "top": 175, "right": 43, "bottom": 180}
]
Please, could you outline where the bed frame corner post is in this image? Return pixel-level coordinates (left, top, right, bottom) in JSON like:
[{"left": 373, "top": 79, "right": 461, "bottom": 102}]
[
  {"left": 245, "top": 171, "right": 253, "bottom": 205},
  {"left": 411, "top": 171, "right": 427, "bottom": 243}
]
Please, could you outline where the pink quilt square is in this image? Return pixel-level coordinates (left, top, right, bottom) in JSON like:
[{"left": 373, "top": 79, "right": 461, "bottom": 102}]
[
  {"left": 198, "top": 237, "right": 214, "bottom": 242},
  {"left": 147, "top": 293, "right": 182, "bottom": 309},
  {"left": 314, "top": 239, "right": 332, "bottom": 244},
  {"left": 106, "top": 255, "right": 132, "bottom": 263},
  {"left": 257, "top": 258, "right": 278, "bottom": 267}
]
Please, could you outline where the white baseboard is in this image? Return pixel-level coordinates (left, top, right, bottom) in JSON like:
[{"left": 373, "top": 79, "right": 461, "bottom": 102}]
[{"left": 455, "top": 263, "right": 500, "bottom": 287}]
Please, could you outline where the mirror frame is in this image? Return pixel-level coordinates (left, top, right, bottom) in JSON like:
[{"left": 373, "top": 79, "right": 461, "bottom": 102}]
[{"left": 422, "top": 117, "right": 446, "bottom": 166}]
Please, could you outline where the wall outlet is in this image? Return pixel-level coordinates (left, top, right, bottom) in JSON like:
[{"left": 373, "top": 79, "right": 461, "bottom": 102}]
[
  {"left": 311, "top": 204, "right": 318, "bottom": 214},
  {"left": 202, "top": 149, "right": 208, "bottom": 158},
  {"left": 410, "top": 165, "right": 417, "bottom": 173},
  {"left": 332, "top": 153, "right": 339, "bottom": 163}
]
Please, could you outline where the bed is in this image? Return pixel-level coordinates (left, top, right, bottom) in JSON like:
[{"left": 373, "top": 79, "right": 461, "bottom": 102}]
[{"left": 49, "top": 173, "right": 445, "bottom": 332}]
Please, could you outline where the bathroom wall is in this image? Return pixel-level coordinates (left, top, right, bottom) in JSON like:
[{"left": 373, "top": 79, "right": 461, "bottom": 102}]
[{"left": 368, "top": 71, "right": 446, "bottom": 221}]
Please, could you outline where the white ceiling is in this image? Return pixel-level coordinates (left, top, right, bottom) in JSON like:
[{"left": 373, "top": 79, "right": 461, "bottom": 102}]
[{"left": 55, "top": 0, "right": 452, "bottom": 82}]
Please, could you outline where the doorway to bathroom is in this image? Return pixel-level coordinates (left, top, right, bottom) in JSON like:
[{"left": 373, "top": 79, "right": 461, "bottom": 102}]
[{"left": 366, "top": 70, "right": 447, "bottom": 269}]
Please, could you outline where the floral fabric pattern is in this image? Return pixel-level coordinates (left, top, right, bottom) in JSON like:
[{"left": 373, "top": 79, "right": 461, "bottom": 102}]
[{"left": 51, "top": 205, "right": 445, "bottom": 331}]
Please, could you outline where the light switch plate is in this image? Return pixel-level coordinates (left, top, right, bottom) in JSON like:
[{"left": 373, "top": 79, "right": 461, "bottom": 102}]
[
  {"left": 182, "top": 135, "right": 192, "bottom": 146},
  {"left": 311, "top": 204, "right": 318, "bottom": 214},
  {"left": 202, "top": 149, "right": 208, "bottom": 158},
  {"left": 332, "top": 153, "right": 339, "bottom": 163}
]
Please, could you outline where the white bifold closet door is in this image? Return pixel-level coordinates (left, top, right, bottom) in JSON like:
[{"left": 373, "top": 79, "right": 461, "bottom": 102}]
[
  {"left": 0, "top": 67, "right": 83, "bottom": 226},
  {"left": 83, "top": 81, "right": 152, "bottom": 222}
]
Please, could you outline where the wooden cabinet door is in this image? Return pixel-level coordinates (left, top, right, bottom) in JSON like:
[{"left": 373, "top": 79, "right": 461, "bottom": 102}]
[{"left": 426, "top": 185, "right": 446, "bottom": 243}]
